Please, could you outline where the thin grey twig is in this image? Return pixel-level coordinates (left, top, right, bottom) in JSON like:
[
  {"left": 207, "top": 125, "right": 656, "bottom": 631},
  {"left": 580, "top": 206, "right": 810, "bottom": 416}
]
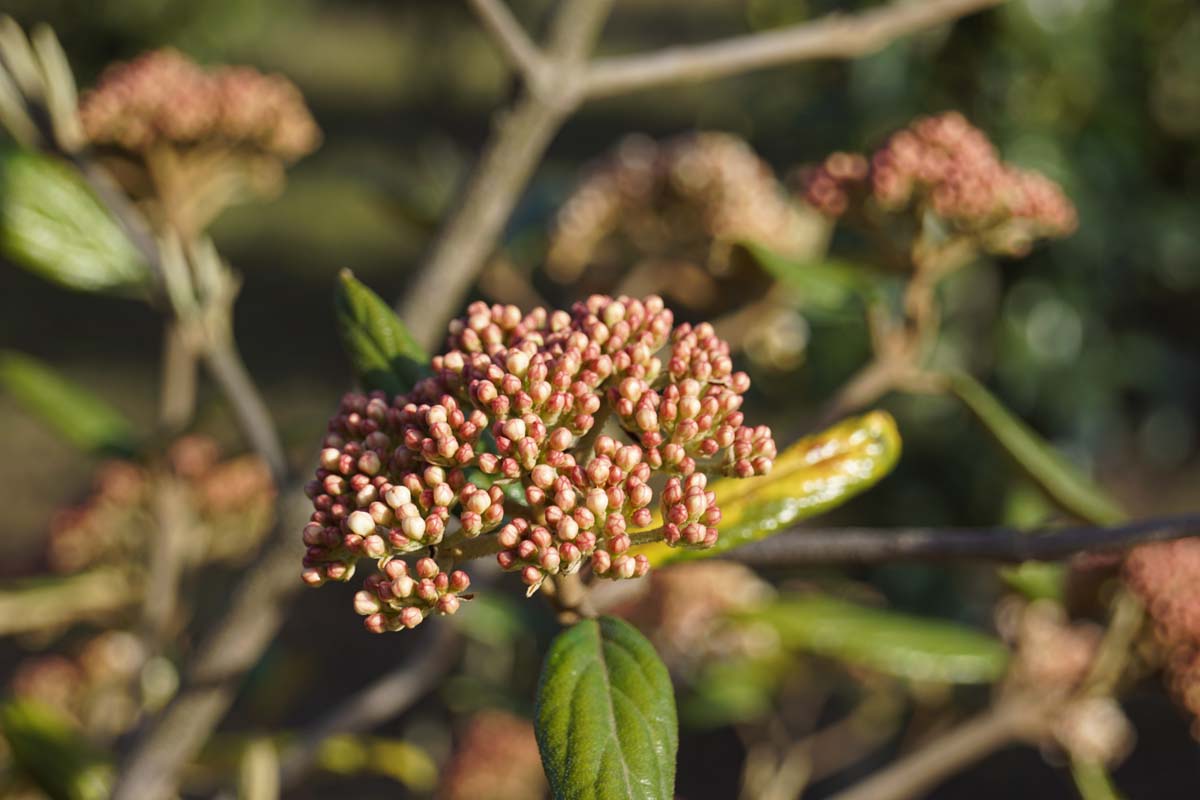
[
  {"left": 279, "top": 625, "right": 461, "bottom": 788},
  {"left": 723, "top": 513, "right": 1200, "bottom": 567},
  {"left": 467, "top": 0, "right": 544, "bottom": 81},
  {"left": 399, "top": 0, "right": 614, "bottom": 350},
  {"left": 111, "top": 489, "right": 311, "bottom": 800},
  {"left": 584, "top": 0, "right": 1003, "bottom": 99},
  {"left": 201, "top": 337, "right": 289, "bottom": 485}
]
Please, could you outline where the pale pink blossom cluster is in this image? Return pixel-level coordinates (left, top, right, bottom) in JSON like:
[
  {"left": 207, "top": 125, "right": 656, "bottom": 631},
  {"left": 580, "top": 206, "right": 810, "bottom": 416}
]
[
  {"left": 1125, "top": 540, "right": 1200, "bottom": 727},
  {"left": 79, "top": 48, "right": 319, "bottom": 161},
  {"left": 302, "top": 295, "right": 776, "bottom": 632},
  {"left": 801, "top": 112, "right": 1077, "bottom": 256}
]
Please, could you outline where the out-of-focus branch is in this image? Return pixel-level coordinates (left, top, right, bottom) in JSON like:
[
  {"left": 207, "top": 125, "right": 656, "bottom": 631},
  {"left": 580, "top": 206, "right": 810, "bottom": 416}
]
[
  {"left": 278, "top": 625, "right": 460, "bottom": 788},
  {"left": 111, "top": 489, "right": 311, "bottom": 800},
  {"left": 0, "top": 568, "right": 138, "bottom": 636},
  {"left": 583, "top": 0, "right": 1003, "bottom": 99},
  {"left": 829, "top": 697, "right": 1045, "bottom": 800},
  {"left": 399, "top": 0, "right": 1003, "bottom": 349},
  {"left": 467, "top": 0, "right": 544, "bottom": 81},
  {"left": 201, "top": 336, "right": 288, "bottom": 484},
  {"left": 724, "top": 513, "right": 1200, "bottom": 567},
  {"left": 399, "top": 0, "right": 613, "bottom": 349}
]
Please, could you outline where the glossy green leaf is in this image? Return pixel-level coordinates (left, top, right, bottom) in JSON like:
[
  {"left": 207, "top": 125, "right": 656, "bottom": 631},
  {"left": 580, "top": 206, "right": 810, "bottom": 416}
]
[
  {"left": 535, "top": 616, "right": 677, "bottom": 800},
  {"left": 745, "top": 594, "right": 1009, "bottom": 684},
  {"left": 333, "top": 269, "right": 428, "bottom": 395},
  {"left": 741, "top": 241, "right": 880, "bottom": 316},
  {"left": 0, "top": 350, "right": 137, "bottom": 456},
  {"left": 0, "top": 700, "right": 112, "bottom": 800},
  {"left": 947, "top": 372, "right": 1125, "bottom": 525},
  {"left": 0, "top": 148, "right": 149, "bottom": 294},
  {"left": 641, "top": 410, "right": 901, "bottom": 566}
]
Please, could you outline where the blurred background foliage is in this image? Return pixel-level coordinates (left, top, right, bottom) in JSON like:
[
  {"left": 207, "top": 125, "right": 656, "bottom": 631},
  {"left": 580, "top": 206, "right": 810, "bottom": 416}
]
[{"left": 1, "top": 0, "right": 1198, "bottom": 797}]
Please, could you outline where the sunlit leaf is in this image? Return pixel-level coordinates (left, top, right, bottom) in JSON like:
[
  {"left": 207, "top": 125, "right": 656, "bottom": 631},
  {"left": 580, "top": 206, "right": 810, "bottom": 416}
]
[
  {"left": 0, "top": 350, "right": 137, "bottom": 456},
  {"left": 0, "top": 148, "right": 149, "bottom": 294},
  {"left": 744, "top": 593, "right": 1009, "bottom": 684},
  {"left": 535, "top": 616, "right": 677, "bottom": 800},
  {"left": 947, "top": 371, "right": 1125, "bottom": 525},
  {"left": 639, "top": 410, "right": 901, "bottom": 567},
  {"left": 333, "top": 269, "right": 428, "bottom": 395},
  {"left": 0, "top": 699, "right": 112, "bottom": 800}
]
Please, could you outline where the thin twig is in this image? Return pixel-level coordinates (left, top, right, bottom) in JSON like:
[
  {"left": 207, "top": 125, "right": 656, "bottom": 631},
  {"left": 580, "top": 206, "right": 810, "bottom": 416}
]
[
  {"left": 467, "top": 0, "right": 544, "bottom": 81},
  {"left": 201, "top": 337, "right": 288, "bottom": 485},
  {"left": 399, "top": 0, "right": 613, "bottom": 350},
  {"left": 828, "top": 698, "right": 1044, "bottom": 800},
  {"left": 723, "top": 513, "right": 1200, "bottom": 566},
  {"left": 0, "top": 568, "right": 139, "bottom": 636},
  {"left": 111, "top": 489, "right": 311, "bottom": 800},
  {"left": 584, "top": 0, "right": 1003, "bottom": 99},
  {"left": 278, "top": 625, "right": 460, "bottom": 788}
]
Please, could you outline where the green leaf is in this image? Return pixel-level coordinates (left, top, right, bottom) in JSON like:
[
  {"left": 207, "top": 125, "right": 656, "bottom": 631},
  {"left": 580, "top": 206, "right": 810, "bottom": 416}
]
[
  {"left": 640, "top": 410, "right": 902, "bottom": 566},
  {"left": 333, "top": 269, "right": 428, "bottom": 395},
  {"left": 535, "top": 616, "right": 677, "bottom": 800},
  {"left": 0, "top": 699, "right": 112, "bottom": 800},
  {"left": 0, "top": 350, "right": 137, "bottom": 456},
  {"left": 1071, "top": 759, "right": 1125, "bottom": 800},
  {"left": 946, "top": 371, "right": 1125, "bottom": 525},
  {"left": 0, "top": 148, "right": 149, "bottom": 294},
  {"left": 745, "top": 594, "right": 1009, "bottom": 684},
  {"left": 741, "top": 241, "right": 880, "bottom": 316},
  {"left": 681, "top": 654, "right": 786, "bottom": 729}
]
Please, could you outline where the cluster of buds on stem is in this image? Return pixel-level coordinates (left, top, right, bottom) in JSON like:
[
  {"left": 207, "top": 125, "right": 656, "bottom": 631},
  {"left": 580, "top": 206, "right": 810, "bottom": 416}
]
[
  {"left": 800, "top": 112, "right": 1077, "bottom": 257},
  {"left": 302, "top": 295, "right": 776, "bottom": 631}
]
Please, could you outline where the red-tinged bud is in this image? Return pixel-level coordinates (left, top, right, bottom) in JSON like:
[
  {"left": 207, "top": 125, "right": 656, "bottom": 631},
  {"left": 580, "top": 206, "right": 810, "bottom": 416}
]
[
  {"left": 347, "top": 510, "right": 375, "bottom": 537},
  {"left": 400, "top": 607, "right": 424, "bottom": 629},
  {"left": 301, "top": 568, "right": 324, "bottom": 586},
  {"left": 521, "top": 565, "right": 543, "bottom": 586},
  {"left": 592, "top": 550, "right": 612, "bottom": 574},
  {"left": 437, "top": 594, "right": 461, "bottom": 615},
  {"left": 364, "top": 613, "right": 387, "bottom": 633},
  {"left": 497, "top": 551, "right": 516, "bottom": 569}
]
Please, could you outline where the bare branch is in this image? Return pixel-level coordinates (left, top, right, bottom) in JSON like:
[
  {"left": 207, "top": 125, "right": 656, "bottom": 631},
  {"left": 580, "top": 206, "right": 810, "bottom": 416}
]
[
  {"left": 723, "top": 513, "right": 1200, "bottom": 567},
  {"left": 279, "top": 626, "right": 460, "bottom": 788},
  {"left": 467, "top": 0, "right": 544, "bottom": 81},
  {"left": 584, "top": 0, "right": 1004, "bottom": 100},
  {"left": 0, "top": 568, "right": 138, "bottom": 636},
  {"left": 398, "top": 0, "right": 614, "bottom": 350}
]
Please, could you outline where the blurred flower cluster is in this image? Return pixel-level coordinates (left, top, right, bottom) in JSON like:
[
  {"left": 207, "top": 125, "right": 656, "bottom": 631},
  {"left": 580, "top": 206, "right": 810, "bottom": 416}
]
[
  {"left": 548, "top": 133, "right": 819, "bottom": 297},
  {"left": 302, "top": 295, "right": 777, "bottom": 632},
  {"left": 1125, "top": 540, "right": 1200, "bottom": 733},
  {"left": 801, "top": 112, "right": 1077, "bottom": 260},
  {"left": 437, "top": 710, "right": 546, "bottom": 800},
  {"left": 48, "top": 435, "right": 275, "bottom": 574},
  {"left": 77, "top": 48, "right": 320, "bottom": 235}
]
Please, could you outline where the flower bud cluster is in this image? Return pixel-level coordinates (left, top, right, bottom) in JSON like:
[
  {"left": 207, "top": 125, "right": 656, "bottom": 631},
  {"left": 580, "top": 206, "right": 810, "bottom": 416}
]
[
  {"left": 48, "top": 435, "right": 275, "bottom": 574},
  {"left": 354, "top": 557, "right": 471, "bottom": 633},
  {"left": 1125, "top": 540, "right": 1200, "bottom": 726},
  {"left": 801, "top": 112, "right": 1077, "bottom": 257},
  {"left": 79, "top": 48, "right": 320, "bottom": 161},
  {"left": 547, "top": 133, "right": 812, "bottom": 283},
  {"left": 303, "top": 295, "right": 777, "bottom": 632},
  {"left": 438, "top": 710, "right": 546, "bottom": 800}
]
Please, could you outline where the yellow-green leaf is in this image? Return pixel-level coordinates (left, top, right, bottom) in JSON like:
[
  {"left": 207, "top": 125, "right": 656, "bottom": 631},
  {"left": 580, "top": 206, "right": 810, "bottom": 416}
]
[
  {"left": 0, "top": 349, "right": 137, "bottom": 456},
  {"left": 0, "top": 700, "right": 112, "bottom": 800},
  {"left": 946, "top": 371, "right": 1125, "bottom": 525},
  {"left": 744, "top": 594, "right": 1009, "bottom": 684},
  {"left": 638, "top": 410, "right": 901, "bottom": 566}
]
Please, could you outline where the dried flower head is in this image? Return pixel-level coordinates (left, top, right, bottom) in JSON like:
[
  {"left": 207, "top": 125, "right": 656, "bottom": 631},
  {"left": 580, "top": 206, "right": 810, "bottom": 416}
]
[
  {"left": 997, "top": 598, "right": 1101, "bottom": 694},
  {"left": 800, "top": 112, "right": 1077, "bottom": 257},
  {"left": 48, "top": 435, "right": 275, "bottom": 574},
  {"left": 302, "top": 295, "right": 777, "bottom": 632},
  {"left": 548, "top": 133, "right": 816, "bottom": 288},
  {"left": 1125, "top": 540, "right": 1200, "bottom": 731},
  {"left": 79, "top": 49, "right": 319, "bottom": 161},
  {"left": 438, "top": 710, "right": 546, "bottom": 800}
]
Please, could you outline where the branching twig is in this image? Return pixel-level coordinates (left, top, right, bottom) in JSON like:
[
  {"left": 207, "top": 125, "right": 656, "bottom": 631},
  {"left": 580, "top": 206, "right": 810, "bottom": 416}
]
[
  {"left": 584, "top": 0, "right": 1003, "bottom": 99},
  {"left": 724, "top": 513, "right": 1200, "bottom": 566},
  {"left": 278, "top": 625, "right": 460, "bottom": 788},
  {"left": 467, "top": 0, "right": 544, "bottom": 81}
]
